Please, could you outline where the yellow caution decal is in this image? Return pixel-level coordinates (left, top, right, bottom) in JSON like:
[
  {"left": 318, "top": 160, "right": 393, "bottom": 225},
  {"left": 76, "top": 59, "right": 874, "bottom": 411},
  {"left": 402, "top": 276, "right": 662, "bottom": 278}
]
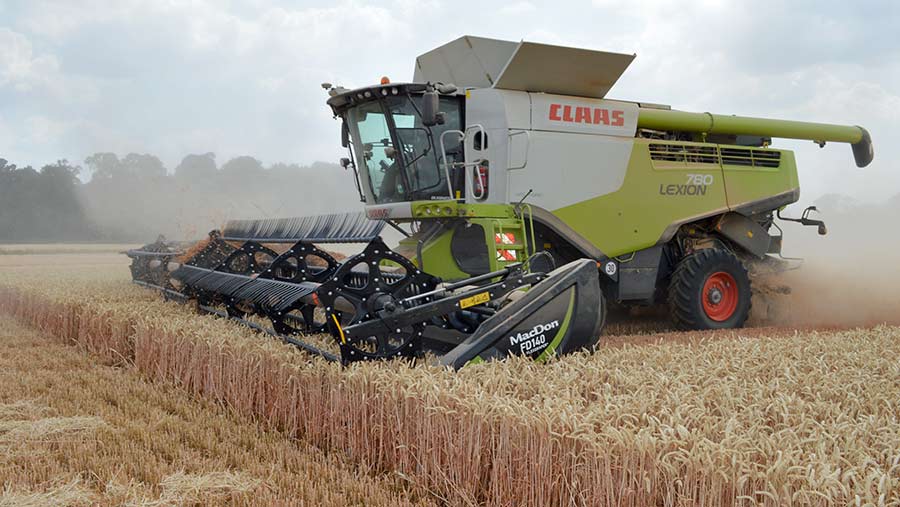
[{"left": 459, "top": 291, "right": 490, "bottom": 309}]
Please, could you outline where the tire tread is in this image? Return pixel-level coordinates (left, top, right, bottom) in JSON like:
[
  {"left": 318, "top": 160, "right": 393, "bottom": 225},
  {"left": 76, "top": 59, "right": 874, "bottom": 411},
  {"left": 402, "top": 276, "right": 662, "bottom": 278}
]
[{"left": 667, "top": 248, "right": 751, "bottom": 330}]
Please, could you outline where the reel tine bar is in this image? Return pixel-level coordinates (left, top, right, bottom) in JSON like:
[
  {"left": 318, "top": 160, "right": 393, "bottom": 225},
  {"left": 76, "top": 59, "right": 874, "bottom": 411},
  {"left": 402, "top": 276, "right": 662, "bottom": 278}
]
[
  {"left": 173, "top": 265, "right": 317, "bottom": 312},
  {"left": 232, "top": 278, "right": 316, "bottom": 313},
  {"left": 222, "top": 211, "right": 385, "bottom": 243}
]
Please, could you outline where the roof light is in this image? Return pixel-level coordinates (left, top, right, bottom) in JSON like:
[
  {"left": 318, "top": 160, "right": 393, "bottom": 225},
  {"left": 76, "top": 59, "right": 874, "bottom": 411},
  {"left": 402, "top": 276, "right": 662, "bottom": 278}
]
[{"left": 380, "top": 76, "right": 390, "bottom": 85}]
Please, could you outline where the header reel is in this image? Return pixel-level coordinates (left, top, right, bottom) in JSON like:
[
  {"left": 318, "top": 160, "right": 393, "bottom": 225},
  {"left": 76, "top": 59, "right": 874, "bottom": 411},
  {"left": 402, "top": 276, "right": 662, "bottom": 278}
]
[
  {"left": 317, "top": 238, "right": 438, "bottom": 361},
  {"left": 124, "top": 235, "right": 184, "bottom": 290},
  {"left": 127, "top": 212, "right": 606, "bottom": 369}
]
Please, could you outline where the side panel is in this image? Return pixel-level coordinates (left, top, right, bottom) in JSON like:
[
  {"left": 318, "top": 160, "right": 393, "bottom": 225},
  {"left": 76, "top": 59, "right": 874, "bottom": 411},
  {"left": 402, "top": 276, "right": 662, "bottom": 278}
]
[
  {"left": 398, "top": 224, "right": 471, "bottom": 280},
  {"left": 530, "top": 95, "right": 638, "bottom": 137},
  {"left": 396, "top": 203, "right": 528, "bottom": 282},
  {"left": 506, "top": 93, "right": 638, "bottom": 210},
  {"left": 463, "top": 89, "right": 531, "bottom": 205},
  {"left": 364, "top": 202, "right": 413, "bottom": 220},
  {"left": 721, "top": 150, "right": 800, "bottom": 211},
  {"left": 552, "top": 140, "right": 729, "bottom": 257},
  {"left": 507, "top": 131, "right": 633, "bottom": 210}
]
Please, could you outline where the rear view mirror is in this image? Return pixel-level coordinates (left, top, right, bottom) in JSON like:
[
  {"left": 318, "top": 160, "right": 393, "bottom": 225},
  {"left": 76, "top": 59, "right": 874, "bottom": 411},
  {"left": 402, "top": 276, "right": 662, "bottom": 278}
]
[
  {"left": 436, "top": 83, "right": 458, "bottom": 94},
  {"left": 422, "top": 90, "right": 439, "bottom": 127},
  {"left": 341, "top": 121, "right": 350, "bottom": 148}
]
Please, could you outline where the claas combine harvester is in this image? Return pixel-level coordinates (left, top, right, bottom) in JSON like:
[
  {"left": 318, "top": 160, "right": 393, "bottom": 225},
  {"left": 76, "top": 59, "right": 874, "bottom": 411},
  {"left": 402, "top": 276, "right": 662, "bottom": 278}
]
[{"left": 127, "top": 36, "right": 874, "bottom": 369}]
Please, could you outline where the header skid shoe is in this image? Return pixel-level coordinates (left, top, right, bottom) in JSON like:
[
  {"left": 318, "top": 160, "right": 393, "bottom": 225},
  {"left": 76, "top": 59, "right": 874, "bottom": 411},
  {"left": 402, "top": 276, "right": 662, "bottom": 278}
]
[{"left": 438, "top": 259, "right": 605, "bottom": 370}]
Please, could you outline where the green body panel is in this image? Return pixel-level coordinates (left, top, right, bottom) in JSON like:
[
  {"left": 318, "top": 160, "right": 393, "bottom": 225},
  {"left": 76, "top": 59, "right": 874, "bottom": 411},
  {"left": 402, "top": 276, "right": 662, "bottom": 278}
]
[
  {"left": 397, "top": 201, "right": 529, "bottom": 282},
  {"left": 408, "top": 201, "right": 516, "bottom": 220},
  {"left": 637, "top": 108, "right": 864, "bottom": 144},
  {"left": 399, "top": 225, "right": 471, "bottom": 280},
  {"left": 722, "top": 150, "right": 799, "bottom": 209},
  {"left": 552, "top": 140, "right": 798, "bottom": 257}
]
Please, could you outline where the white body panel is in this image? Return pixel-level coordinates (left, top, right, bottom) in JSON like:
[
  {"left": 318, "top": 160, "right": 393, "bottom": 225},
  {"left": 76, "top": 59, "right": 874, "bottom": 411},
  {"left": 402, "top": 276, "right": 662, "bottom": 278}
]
[
  {"left": 507, "top": 131, "right": 634, "bottom": 210},
  {"left": 531, "top": 94, "right": 638, "bottom": 137},
  {"left": 464, "top": 90, "right": 637, "bottom": 211},
  {"left": 364, "top": 202, "right": 412, "bottom": 220},
  {"left": 461, "top": 89, "right": 527, "bottom": 203}
]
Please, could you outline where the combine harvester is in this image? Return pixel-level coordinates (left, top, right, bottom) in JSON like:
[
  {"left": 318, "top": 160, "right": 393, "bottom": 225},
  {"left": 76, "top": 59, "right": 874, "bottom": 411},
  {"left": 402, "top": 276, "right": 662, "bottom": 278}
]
[{"left": 128, "top": 36, "right": 873, "bottom": 368}]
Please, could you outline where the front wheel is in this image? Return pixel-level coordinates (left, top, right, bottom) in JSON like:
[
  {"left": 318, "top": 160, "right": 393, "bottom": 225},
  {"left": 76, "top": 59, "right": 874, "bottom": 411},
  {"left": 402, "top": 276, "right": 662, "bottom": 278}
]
[{"left": 668, "top": 249, "right": 751, "bottom": 330}]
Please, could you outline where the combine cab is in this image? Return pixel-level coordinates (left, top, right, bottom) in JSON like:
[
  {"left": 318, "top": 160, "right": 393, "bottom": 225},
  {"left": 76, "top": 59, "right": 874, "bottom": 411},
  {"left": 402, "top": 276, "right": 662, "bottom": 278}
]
[{"left": 128, "top": 36, "right": 873, "bottom": 368}]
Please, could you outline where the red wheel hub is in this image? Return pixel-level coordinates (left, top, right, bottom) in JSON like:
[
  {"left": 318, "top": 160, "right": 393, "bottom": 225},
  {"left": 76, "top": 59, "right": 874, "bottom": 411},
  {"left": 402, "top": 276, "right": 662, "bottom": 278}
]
[{"left": 702, "top": 271, "right": 738, "bottom": 322}]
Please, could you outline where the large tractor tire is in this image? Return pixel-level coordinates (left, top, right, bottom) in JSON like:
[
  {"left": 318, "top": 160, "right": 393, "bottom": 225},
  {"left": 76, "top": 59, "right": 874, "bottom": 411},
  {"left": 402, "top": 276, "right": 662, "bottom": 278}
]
[{"left": 668, "top": 249, "right": 751, "bottom": 330}]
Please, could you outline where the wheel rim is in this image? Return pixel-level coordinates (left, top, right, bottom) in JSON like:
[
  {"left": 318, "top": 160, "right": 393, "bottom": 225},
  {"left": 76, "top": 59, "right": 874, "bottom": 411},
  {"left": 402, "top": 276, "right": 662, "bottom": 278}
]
[{"left": 702, "top": 271, "right": 739, "bottom": 322}]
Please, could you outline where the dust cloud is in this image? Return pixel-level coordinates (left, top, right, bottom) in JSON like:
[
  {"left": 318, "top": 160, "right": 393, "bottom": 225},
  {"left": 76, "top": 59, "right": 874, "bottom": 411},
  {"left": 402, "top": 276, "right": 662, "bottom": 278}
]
[
  {"left": 756, "top": 194, "right": 900, "bottom": 328},
  {"left": 76, "top": 155, "right": 363, "bottom": 242}
]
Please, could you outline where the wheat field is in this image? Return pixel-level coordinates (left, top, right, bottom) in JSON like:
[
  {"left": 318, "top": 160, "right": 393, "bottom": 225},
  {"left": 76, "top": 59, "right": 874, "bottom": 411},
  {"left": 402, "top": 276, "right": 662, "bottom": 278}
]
[
  {"left": 0, "top": 317, "right": 433, "bottom": 506},
  {"left": 0, "top": 244, "right": 140, "bottom": 256},
  {"left": 1, "top": 252, "right": 898, "bottom": 506}
]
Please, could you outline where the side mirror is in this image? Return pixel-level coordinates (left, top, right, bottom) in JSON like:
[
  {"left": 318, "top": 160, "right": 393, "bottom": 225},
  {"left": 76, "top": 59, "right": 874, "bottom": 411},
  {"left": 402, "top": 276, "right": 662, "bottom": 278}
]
[
  {"left": 422, "top": 90, "right": 439, "bottom": 127},
  {"left": 341, "top": 121, "right": 350, "bottom": 148},
  {"left": 436, "top": 83, "right": 457, "bottom": 94}
]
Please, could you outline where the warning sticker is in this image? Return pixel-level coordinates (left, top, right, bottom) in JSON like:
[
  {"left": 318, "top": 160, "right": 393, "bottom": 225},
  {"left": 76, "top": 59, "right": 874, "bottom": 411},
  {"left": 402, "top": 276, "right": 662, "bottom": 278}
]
[{"left": 459, "top": 291, "right": 490, "bottom": 309}]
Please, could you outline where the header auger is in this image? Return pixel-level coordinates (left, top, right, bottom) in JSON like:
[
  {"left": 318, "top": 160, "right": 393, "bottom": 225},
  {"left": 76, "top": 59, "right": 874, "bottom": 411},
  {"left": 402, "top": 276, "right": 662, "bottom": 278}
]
[{"left": 128, "top": 35, "right": 873, "bottom": 368}]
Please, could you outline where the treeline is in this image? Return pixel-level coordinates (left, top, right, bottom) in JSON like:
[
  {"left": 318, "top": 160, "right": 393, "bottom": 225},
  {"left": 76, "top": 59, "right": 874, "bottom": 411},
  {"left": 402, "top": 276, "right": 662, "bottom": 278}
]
[
  {"left": 0, "top": 153, "right": 358, "bottom": 243},
  {"left": 0, "top": 159, "right": 94, "bottom": 242}
]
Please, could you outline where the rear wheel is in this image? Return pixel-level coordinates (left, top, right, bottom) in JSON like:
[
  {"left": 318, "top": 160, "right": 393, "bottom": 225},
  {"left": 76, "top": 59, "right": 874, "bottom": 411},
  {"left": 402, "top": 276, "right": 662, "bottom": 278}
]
[{"left": 668, "top": 248, "right": 751, "bottom": 330}]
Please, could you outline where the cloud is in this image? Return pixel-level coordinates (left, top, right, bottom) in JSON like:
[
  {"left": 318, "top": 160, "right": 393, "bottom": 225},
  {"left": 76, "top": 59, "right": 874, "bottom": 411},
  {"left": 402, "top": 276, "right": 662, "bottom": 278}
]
[
  {"left": 0, "top": 0, "right": 896, "bottom": 202},
  {"left": 0, "top": 27, "right": 103, "bottom": 108},
  {"left": 499, "top": 2, "right": 537, "bottom": 15},
  {"left": 16, "top": 0, "right": 151, "bottom": 41},
  {"left": 0, "top": 28, "right": 60, "bottom": 92},
  {"left": 23, "top": 115, "right": 70, "bottom": 145}
]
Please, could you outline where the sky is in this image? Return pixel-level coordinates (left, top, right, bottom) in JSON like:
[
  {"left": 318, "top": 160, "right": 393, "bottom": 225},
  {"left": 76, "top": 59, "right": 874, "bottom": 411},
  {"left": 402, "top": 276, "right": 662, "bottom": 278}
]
[{"left": 0, "top": 0, "right": 897, "bottom": 202}]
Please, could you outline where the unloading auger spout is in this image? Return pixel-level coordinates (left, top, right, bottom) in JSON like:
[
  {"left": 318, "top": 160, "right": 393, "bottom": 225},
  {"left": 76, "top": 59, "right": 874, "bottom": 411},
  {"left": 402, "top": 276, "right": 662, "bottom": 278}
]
[{"left": 636, "top": 108, "right": 874, "bottom": 168}]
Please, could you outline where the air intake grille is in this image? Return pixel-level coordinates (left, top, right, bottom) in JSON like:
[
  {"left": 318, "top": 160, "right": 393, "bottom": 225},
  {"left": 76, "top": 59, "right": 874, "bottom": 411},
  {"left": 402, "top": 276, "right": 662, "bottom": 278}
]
[
  {"left": 719, "top": 147, "right": 781, "bottom": 168},
  {"left": 648, "top": 144, "right": 719, "bottom": 165},
  {"left": 649, "top": 143, "right": 782, "bottom": 168}
]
